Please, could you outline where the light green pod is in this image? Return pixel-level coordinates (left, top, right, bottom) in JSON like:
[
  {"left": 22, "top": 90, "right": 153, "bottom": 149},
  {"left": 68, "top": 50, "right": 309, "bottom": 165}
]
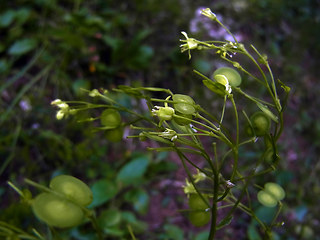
[
  {"left": 212, "top": 67, "right": 242, "bottom": 87},
  {"left": 50, "top": 175, "right": 93, "bottom": 206},
  {"left": 32, "top": 193, "right": 84, "bottom": 228},
  {"left": 100, "top": 109, "right": 121, "bottom": 129}
]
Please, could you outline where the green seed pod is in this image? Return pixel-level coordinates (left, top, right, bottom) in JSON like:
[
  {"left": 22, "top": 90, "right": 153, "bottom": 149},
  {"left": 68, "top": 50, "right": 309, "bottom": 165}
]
[
  {"left": 32, "top": 193, "right": 84, "bottom": 228},
  {"left": 105, "top": 126, "right": 124, "bottom": 142},
  {"left": 172, "top": 94, "right": 196, "bottom": 115},
  {"left": 139, "top": 132, "right": 147, "bottom": 141},
  {"left": 250, "top": 112, "right": 271, "bottom": 136},
  {"left": 212, "top": 67, "right": 242, "bottom": 87},
  {"left": 100, "top": 109, "right": 121, "bottom": 129},
  {"left": 188, "top": 194, "right": 208, "bottom": 210},
  {"left": 189, "top": 210, "right": 210, "bottom": 227},
  {"left": 50, "top": 175, "right": 93, "bottom": 206},
  {"left": 295, "top": 225, "right": 314, "bottom": 239},
  {"left": 257, "top": 182, "right": 285, "bottom": 207},
  {"left": 173, "top": 112, "right": 192, "bottom": 126},
  {"left": 257, "top": 190, "right": 278, "bottom": 208},
  {"left": 264, "top": 182, "right": 285, "bottom": 201}
]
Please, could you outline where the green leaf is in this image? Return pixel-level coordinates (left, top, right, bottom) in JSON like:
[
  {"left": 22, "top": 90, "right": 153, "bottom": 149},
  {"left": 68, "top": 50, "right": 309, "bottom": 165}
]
[
  {"left": 255, "top": 206, "right": 277, "bottom": 224},
  {"left": 203, "top": 79, "right": 226, "bottom": 97},
  {"left": 8, "top": 39, "right": 37, "bottom": 56},
  {"left": 0, "top": 10, "right": 15, "bottom": 27},
  {"left": 89, "top": 179, "right": 118, "bottom": 208},
  {"left": 256, "top": 102, "right": 278, "bottom": 123},
  {"left": 121, "top": 211, "right": 148, "bottom": 233},
  {"left": 116, "top": 155, "right": 150, "bottom": 186},
  {"left": 0, "top": 60, "right": 10, "bottom": 74},
  {"left": 195, "top": 231, "right": 210, "bottom": 240},
  {"left": 124, "top": 188, "right": 149, "bottom": 215},
  {"left": 15, "top": 8, "right": 31, "bottom": 25},
  {"left": 98, "top": 208, "right": 122, "bottom": 228},
  {"left": 247, "top": 222, "right": 262, "bottom": 240},
  {"left": 164, "top": 224, "right": 184, "bottom": 240},
  {"left": 217, "top": 215, "right": 233, "bottom": 230}
]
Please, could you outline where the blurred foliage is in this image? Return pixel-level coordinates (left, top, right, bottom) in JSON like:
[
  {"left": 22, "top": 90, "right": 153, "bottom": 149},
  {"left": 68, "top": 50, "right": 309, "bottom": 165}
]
[{"left": 1, "top": 0, "right": 320, "bottom": 239}]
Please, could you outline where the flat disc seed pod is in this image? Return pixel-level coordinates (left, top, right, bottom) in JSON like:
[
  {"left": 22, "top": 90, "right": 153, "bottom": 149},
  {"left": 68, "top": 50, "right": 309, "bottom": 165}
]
[
  {"left": 257, "top": 182, "right": 285, "bottom": 207},
  {"left": 264, "top": 183, "right": 285, "bottom": 201},
  {"left": 32, "top": 193, "right": 84, "bottom": 228},
  {"left": 188, "top": 194, "right": 208, "bottom": 210},
  {"left": 172, "top": 94, "right": 196, "bottom": 115},
  {"left": 173, "top": 112, "right": 192, "bottom": 126},
  {"left": 188, "top": 194, "right": 210, "bottom": 227},
  {"left": 257, "top": 190, "right": 278, "bottom": 207},
  {"left": 105, "top": 126, "right": 124, "bottom": 142},
  {"left": 100, "top": 109, "right": 121, "bottom": 129},
  {"left": 250, "top": 112, "right": 271, "bottom": 136},
  {"left": 189, "top": 210, "right": 211, "bottom": 227},
  {"left": 212, "top": 67, "right": 242, "bottom": 87},
  {"left": 49, "top": 175, "right": 93, "bottom": 207}
]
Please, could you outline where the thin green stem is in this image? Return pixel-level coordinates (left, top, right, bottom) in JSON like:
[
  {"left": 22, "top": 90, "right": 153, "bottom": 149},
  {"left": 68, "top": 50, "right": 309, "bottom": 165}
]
[{"left": 229, "top": 95, "right": 239, "bottom": 182}]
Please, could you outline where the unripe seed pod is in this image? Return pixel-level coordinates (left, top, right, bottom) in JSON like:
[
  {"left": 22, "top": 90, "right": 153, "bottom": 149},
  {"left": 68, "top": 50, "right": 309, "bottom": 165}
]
[
  {"left": 257, "top": 182, "right": 285, "bottom": 208},
  {"left": 32, "top": 193, "right": 84, "bottom": 228},
  {"left": 257, "top": 190, "right": 278, "bottom": 207},
  {"left": 105, "top": 126, "right": 124, "bottom": 142},
  {"left": 264, "top": 182, "right": 285, "bottom": 201},
  {"left": 188, "top": 194, "right": 208, "bottom": 210},
  {"left": 250, "top": 112, "right": 271, "bottom": 136},
  {"left": 100, "top": 109, "right": 121, "bottom": 129},
  {"left": 172, "top": 94, "right": 196, "bottom": 115},
  {"left": 173, "top": 112, "right": 192, "bottom": 126},
  {"left": 212, "top": 67, "right": 242, "bottom": 87},
  {"left": 189, "top": 210, "right": 210, "bottom": 227},
  {"left": 50, "top": 175, "right": 93, "bottom": 207}
]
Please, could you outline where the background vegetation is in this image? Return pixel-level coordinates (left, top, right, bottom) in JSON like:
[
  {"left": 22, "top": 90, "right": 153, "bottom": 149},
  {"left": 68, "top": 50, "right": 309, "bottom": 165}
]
[{"left": 1, "top": 0, "right": 319, "bottom": 239}]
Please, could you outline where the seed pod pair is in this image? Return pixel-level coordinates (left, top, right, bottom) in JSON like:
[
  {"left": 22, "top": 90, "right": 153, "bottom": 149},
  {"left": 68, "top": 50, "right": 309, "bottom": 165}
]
[{"left": 32, "top": 175, "right": 93, "bottom": 228}]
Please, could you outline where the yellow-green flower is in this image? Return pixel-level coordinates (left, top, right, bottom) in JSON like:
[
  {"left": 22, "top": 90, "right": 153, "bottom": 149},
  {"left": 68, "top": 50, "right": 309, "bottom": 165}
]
[
  {"left": 193, "top": 169, "right": 207, "bottom": 183},
  {"left": 182, "top": 179, "right": 196, "bottom": 196}
]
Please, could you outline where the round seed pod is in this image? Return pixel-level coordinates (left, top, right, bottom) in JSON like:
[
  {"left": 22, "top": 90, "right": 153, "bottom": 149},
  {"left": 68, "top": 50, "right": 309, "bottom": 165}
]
[
  {"left": 257, "top": 182, "right": 285, "bottom": 208},
  {"left": 172, "top": 94, "right": 196, "bottom": 115},
  {"left": 189, "top": 210, "right": 210, "bottom": 227},
  {"left": 105, "top": 126, "right": 124, "bottom": 142},
  {"left": 212, "top": 67, "right": 242, "bottom": 87},
  {"left": 264, "top": 183, "right": 285, "bottom": 201},
  {"left": 188, "top": 194, "right": 208, "bottom": 210},
  {"left": 100, "top": 109, "right": 121, "bottom": 129},
  {"left": 32, "top": 193, "right": 84, "bottom": 228},
  {"left": 250, "top": 112, "right": 271, "bottom": 136},
  {"left": 49, "top": 175, "right": 93, "bottom": 207},
  {"left": 173, "top": 112, "right": 192, "bottom": 126},
  {"left": 257, "top": 190, "right": 278, "bottom": 208}
]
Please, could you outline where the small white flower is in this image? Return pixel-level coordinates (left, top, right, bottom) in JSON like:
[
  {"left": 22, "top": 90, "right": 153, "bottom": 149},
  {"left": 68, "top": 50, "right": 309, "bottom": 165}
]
[
  {"left": 56, "top": 110, "right": 65, "bottom": 120},
  {"left": 201, "top": 8, "right": 217, "bottom": 21},
  {"left": 190, "top": 124, "right": 198, "bottom": 132},
  {"left": 89, "top": 89, "right": 100, "bottom": 97},
  {"left": 51, "top": 99, "right": 70, "bottom": 120},
  {"left": 51, "top": 99, "right": 62, "bottom": 105},
  {"left": 159, "top": 128, "right": 177, "bottom": 141},
  {"left": 180, "top": 31, "right": 198, "bottom": 59},
  {"left": 226, "top": 180, "right": 235, "bottom": 188}
]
